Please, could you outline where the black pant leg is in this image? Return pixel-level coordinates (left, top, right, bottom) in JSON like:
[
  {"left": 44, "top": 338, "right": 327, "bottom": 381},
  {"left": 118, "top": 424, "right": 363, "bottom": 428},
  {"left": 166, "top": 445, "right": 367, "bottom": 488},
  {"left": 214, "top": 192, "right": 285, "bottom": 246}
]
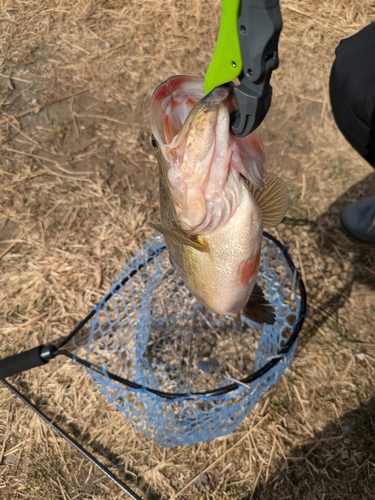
[{"left": 329, "top": 23, "right": 375, "bottom": 168}]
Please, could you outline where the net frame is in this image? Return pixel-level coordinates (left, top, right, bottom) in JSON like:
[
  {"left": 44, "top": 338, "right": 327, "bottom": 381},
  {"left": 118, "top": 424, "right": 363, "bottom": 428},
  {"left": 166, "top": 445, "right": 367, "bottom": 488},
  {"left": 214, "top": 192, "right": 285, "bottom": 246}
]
[
  {"left": 55, "top": 232, "right": 305, "bottom": 396},
  {"left": 49, "top": 232, "right": 306, "bottom": 447}
]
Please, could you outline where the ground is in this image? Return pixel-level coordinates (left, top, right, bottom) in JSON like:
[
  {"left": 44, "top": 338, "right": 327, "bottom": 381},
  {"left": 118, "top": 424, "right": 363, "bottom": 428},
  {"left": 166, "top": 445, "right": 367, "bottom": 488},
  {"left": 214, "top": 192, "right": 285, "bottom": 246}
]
[{"left": 0, "top": 1, "right": 375, "bottom": 499}]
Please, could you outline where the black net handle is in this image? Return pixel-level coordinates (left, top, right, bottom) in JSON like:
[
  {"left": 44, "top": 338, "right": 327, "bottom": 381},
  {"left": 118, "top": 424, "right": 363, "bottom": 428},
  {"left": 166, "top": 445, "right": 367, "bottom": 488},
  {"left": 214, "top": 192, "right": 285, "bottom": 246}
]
[
  {"left": 0, "top": 346, "right": 55, "bottom": 379},
  {"left": 2, "top": 379, "right": 143, "bottom": 500}
]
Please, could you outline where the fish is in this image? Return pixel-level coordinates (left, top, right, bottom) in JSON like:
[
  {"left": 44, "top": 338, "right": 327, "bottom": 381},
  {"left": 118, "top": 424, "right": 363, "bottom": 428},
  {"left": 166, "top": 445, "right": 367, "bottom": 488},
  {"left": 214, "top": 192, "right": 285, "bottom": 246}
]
[{"left": 149, "top": 75, "right": 289, "bottom": 325}]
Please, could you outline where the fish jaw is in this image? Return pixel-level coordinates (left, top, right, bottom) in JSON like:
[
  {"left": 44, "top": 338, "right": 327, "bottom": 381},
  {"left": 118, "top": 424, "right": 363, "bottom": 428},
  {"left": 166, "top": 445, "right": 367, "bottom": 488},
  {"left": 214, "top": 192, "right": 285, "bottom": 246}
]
[{"left": 167, "top": 88, "right": 236, "bottom": 233}]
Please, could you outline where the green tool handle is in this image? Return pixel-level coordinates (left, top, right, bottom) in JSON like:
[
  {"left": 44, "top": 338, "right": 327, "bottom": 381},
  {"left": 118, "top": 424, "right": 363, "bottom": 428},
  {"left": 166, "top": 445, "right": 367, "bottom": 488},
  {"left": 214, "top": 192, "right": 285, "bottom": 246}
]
[{"left": 204, "top": 0, "right": 242, "bottom": 95}]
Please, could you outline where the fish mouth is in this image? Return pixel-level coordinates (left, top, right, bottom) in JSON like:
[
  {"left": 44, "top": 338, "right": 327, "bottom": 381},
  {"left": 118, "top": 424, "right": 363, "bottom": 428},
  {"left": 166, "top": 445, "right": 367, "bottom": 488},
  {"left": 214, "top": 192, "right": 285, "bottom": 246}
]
[
  {"left": 151, "top": 77, "right": 236, "bottom": 152},
  {"left": 150, "top": 76, "right": 204, "bottom": 148},
  {"left": 150, "top": 76, "right": 266, "bottom": 234}
]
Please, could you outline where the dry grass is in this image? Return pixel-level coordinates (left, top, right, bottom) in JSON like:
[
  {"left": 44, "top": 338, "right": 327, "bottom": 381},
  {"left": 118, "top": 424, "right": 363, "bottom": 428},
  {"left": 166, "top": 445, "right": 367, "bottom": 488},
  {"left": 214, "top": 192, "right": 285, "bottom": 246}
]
[{"left": 0, "top": 0, "right": 375, "bottom": 499}]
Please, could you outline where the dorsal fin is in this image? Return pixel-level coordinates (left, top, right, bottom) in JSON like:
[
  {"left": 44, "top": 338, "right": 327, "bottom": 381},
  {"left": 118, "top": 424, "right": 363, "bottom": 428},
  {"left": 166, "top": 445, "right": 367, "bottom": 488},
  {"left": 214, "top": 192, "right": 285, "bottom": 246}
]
[
  {"left": 148, "top": 222, "right": 209, "bottom": 252},
  {"left": 247, "top": 172, "right": 289, "bottom": 227}
]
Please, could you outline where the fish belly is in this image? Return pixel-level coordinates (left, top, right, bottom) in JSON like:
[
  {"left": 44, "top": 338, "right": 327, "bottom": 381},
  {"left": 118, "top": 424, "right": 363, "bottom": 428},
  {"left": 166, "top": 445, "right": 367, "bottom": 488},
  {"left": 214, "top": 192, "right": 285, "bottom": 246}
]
[{"left": 168, "top": 182, "right": 263, "bottom": 316}]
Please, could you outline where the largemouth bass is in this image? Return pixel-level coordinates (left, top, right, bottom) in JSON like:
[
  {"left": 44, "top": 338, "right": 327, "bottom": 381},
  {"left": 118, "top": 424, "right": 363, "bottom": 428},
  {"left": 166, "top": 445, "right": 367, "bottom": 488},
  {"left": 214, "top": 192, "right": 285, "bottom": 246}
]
[{"left": 149, "top": 76, "right": 289, "bottom": 324}]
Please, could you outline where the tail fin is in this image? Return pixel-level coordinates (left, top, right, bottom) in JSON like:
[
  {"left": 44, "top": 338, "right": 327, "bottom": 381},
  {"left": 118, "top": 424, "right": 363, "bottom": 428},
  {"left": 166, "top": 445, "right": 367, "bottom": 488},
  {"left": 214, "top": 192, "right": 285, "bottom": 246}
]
[{"left": 242, "top": 283, "right": 276, "bottom": 325}]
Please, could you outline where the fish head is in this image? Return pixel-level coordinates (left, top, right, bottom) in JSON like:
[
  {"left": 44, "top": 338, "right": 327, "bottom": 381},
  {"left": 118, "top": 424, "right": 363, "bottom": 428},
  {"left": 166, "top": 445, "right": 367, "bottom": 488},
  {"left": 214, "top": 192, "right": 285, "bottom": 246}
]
[{"left": 150, "top": 76, "right": 266, "bottom": 235}]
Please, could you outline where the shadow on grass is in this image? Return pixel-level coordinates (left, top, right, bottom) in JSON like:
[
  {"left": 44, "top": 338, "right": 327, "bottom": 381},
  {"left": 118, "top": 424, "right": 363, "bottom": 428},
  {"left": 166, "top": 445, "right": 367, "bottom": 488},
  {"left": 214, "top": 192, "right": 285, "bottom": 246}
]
[
  {"left": 249, "top": 395, "right": 375, "bottom": 499},
  {"left": 248, "top": 172, "right": 375, "bottom": 500},
  {"left": 285, "top": 171, "right": 375, "bottom": 348}
]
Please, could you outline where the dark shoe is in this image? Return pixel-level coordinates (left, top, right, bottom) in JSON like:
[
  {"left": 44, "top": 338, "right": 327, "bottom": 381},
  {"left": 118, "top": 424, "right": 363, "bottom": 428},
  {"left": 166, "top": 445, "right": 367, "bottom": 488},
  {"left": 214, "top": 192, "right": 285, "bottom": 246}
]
[{"left": 340, "top": 196, "right": 375, "bottom": 243}]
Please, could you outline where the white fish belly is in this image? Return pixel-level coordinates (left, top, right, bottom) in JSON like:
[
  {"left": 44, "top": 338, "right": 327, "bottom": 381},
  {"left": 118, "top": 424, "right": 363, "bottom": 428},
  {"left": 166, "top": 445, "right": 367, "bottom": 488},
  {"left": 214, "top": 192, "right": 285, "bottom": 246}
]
[{"left": 180, "top": 183, "right": 263, "bottom": 315}]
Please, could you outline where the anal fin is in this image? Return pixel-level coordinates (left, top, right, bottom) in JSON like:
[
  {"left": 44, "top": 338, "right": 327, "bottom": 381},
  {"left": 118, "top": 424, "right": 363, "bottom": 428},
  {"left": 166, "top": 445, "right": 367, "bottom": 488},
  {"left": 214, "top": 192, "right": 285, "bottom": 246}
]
[{"left": 242, "top": 283, "right": 276, "bottom": 325}]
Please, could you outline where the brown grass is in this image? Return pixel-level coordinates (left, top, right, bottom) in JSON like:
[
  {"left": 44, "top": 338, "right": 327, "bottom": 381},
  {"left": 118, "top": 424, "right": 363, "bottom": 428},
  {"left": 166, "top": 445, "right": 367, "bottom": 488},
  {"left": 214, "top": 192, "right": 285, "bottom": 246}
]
[{"left": 1, "top": 0, "right": 375, "bottom": 499}]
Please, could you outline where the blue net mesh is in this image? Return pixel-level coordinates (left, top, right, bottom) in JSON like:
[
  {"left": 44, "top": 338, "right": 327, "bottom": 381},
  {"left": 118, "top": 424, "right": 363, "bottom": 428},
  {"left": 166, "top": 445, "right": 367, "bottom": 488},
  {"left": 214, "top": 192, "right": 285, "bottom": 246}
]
[{"left": 75, "top": 235, "right": 302, "bottom": 447}]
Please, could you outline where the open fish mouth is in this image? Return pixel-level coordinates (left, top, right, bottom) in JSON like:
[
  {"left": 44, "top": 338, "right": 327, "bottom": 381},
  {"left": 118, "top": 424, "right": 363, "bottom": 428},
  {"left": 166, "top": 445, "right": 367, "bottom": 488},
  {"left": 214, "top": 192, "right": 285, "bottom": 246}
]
[{"left": 150, "top": 76, "right": 266, "bottom": 234}]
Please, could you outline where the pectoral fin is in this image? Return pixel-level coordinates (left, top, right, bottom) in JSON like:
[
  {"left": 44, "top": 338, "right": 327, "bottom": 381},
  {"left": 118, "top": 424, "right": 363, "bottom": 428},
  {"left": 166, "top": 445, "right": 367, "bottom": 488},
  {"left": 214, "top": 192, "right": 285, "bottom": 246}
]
[
  {"left": 242, "top": 283, "right": 276, "bottom": 324},
  {"left": 247, "top": 172, "right": 289, "bottom": 227},
  {"left": 148, "top": 222, "right": 209, "bottom": 252}
]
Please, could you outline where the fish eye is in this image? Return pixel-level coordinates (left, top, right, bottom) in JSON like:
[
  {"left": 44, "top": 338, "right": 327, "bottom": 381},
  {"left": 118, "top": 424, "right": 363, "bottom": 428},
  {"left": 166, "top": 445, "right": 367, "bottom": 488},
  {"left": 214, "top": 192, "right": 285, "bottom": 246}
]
[{"left": 151, "top": 135, "right": 158, "bottom": 150}]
